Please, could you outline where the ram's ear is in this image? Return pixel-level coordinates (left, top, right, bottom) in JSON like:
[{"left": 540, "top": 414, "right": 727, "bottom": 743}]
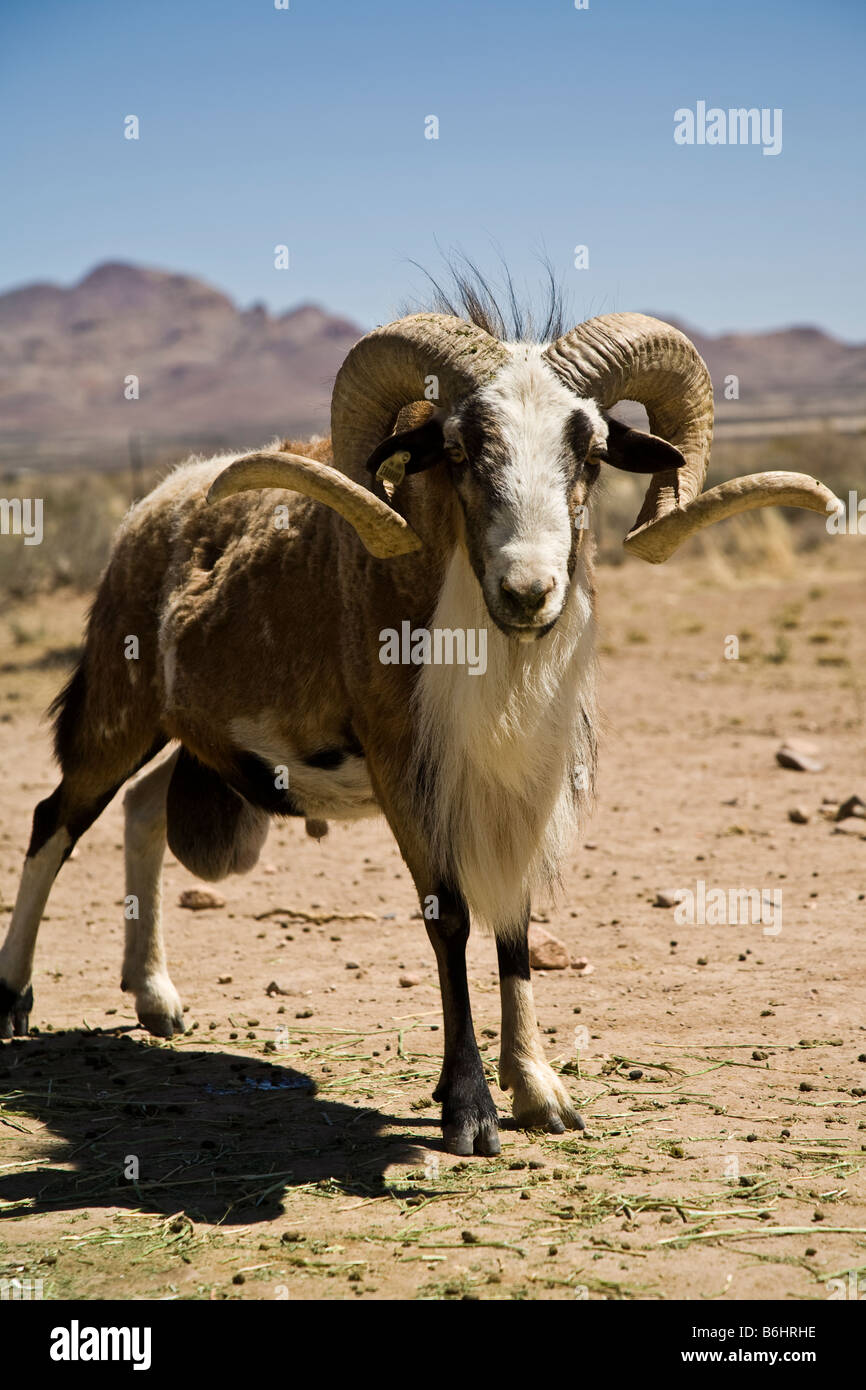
[
  {"left": 602, "top": 416, "right": 687, "bottom": 475},
  {"left": 365, "top": 413, "right": 447, "bottom": 487}
]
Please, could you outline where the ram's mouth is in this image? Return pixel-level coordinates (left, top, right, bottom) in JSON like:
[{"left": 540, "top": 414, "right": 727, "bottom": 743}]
[{"left": 492, "top": 615, "right": 558, "bottom": 643}]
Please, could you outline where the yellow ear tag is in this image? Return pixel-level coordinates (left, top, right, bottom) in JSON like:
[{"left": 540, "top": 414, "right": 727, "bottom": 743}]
[{"left": 376, "top": 450, "right": 410, "bottom": 489}]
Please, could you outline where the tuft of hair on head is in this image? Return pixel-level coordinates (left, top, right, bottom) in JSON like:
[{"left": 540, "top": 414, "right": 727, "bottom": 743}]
[{"left": 406, "top": 251, "right": 568, "bottom": 344}]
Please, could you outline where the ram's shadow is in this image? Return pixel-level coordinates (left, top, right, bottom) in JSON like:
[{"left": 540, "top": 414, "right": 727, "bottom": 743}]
[{"left": 0, "top": 1030, "right": 433, "bottom": 1224}]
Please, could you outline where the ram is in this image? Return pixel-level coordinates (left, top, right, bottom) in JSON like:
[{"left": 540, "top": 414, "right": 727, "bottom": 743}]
[{"left": 0, "top": 296, "right": 836, "bottom": 1156}]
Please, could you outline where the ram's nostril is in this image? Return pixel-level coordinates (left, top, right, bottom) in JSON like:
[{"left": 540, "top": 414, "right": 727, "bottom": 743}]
[{"left": 500, "top": 576, "right": 556, "bottom": 613}]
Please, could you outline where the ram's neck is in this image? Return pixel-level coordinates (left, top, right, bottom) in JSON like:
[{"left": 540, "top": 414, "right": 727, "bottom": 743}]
[{"left": 409, "top": 542, "right": 598, "bottom": 932}]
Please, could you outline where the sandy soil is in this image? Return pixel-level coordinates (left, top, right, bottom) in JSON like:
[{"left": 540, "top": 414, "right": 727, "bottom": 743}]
[{"left": 1, "top": 544, "right": 864, "bottom": 1301}]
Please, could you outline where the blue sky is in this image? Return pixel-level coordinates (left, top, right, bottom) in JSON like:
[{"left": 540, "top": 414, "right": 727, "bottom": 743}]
[{"left": 1, "top": 0, "right": 863, "bottom": 338}]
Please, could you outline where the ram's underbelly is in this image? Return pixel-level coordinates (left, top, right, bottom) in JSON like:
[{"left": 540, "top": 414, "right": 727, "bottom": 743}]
[
  {"left": 227, "top": 715, "right": 380, "bottom": 821},
  {"left": 282, "top": 756, "right": 380, "bottom": 820}
]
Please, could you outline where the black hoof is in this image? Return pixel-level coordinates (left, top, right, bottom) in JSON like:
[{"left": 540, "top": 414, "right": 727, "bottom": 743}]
[
  {"left": 138, "top": 1011, "right": 185, "bottom": 1039},
  {"left": 436, "top": 1074, "right": 501, "bottom": 1156},
  {"left": 0, "top": 982, "right": 33, "bottom": 1039}
]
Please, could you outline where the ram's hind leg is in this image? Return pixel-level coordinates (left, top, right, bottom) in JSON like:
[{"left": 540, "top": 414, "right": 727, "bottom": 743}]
[
  {"left": 497, "top": 912, "right": 584, "bottom": 1133},
  {"left": 0, "top": 788, "right": 77, "bottom": 1036},
  {"left": 121, "top": 750, "right": 184, "bottom": 1038},
  {"left": 0, "top": 763, "right": 160, "bottom": 1038}
]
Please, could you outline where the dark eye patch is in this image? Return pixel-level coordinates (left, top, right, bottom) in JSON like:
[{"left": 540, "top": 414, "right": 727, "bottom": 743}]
[
  {"left": 452, "top": 398, "right": 511, "bottom": 500},
  {"left": 457, "top": 398, "right": 498, "bottom": 460},
  {"left": 564, "top": 409, "right": 595, "bottom": 463}
]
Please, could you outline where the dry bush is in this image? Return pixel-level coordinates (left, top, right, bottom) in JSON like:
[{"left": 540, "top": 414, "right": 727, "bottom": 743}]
[
  {"left": 0, "top": 468, "right": 161, "bottom": 599},
  {"left": 594, "top": 427, "right": 863, "bottom": 569}
]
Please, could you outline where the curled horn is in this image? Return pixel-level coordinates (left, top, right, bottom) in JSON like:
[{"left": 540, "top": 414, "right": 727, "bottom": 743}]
[
  {"left": 207, "top": 451, "right": 422, "bottom": 559},
  {"left": 329, "top": 312, "right": 509, "bottom": 481},
  {"left": 208, "top": 314, "right": 508, "bottom": 559},
  {"left": 544, "top": 312, "right": 839, "bottom": 562}
]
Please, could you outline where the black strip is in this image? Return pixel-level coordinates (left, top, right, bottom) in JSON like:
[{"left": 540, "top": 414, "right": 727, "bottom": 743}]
[{"left": 227, "top": 750, "right": 305, "bottom": 817}]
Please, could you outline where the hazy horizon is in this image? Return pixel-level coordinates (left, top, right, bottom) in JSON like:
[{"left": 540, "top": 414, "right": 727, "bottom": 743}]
[{"left": 2, "top": 254, "right": 863, "bottom": 346}]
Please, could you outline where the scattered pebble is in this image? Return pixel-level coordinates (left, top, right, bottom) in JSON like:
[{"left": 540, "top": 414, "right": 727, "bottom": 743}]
[
  {"left": 788, "top": 807, "right": 811, "bottom": 824},
  {"left": 179, "top": 888, "right": 225, "bottom": 911},
  {"left": 528, "top": 923, "right": 570, "bottom": 971},
  {"left": 570, "top": 955, "right": 594, "bottom": 976},
  {"left": 836, "top": 794, "right": 866, "bottom": 822},
  {"left": 655, "top": 890, "right": 684, "bottom": 908},
  {"left": 399, "top": 973, "right": 421, "bottom": 988},
  {"left": 776, "top": 739, "right": 824, "bottom": 773},
  {"left": 217, "top": 974, "right": 233, "bottom": 985}
]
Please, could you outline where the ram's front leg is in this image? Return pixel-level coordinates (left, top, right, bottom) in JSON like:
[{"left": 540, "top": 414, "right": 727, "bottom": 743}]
[
  {"left": 426, "top": 884, "right": 500, "bottom": 1156},
  {"left": 497, "top": 911, "right": 584, "bottom": 1133}
]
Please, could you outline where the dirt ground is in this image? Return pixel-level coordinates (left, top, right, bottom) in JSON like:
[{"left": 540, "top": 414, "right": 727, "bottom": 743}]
[{"left": 1, "top": 539, "right": 864, "bottom": 1302}]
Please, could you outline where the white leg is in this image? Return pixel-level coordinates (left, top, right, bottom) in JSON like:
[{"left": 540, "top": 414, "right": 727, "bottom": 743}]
[
  {"left": 0, "top": 828, "right": 71, "bottom": 1034},
  {"left": 120, "top": 749, "right": 184, "bottom": 1037},
  {"left": 499, "top": 974, "right": 583, "bottom": 1132}
]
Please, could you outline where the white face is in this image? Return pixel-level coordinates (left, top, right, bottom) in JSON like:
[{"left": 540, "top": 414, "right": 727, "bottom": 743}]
[{"left": 445, "top": 349, "right": 606, "bottom": 640}]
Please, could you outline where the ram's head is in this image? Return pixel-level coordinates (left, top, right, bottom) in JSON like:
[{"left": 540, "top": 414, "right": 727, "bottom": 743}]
[{"left": 209, "top": 312, "right": 838, "bottom": 641}]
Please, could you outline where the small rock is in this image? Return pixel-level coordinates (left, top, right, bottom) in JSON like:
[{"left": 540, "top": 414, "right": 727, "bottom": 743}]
[
  {"left": 217, "top": 974, "right": 233, "bottom": 985},
  {"left": 399, "top": 973, "right": 421, "bottom": 988},
  {"left": 265, "top": 980, "right": 289, "bottom": 996},
  {"left": 179, "top": 888, "right": 225, "bottom": 911},
  {"left": 528, "top": 923, "right": 570, "bottom": 971},
  {"left": 570, "top": 956, "right": 595, "bottom": 976},
  {"left": 788, "top": 807, "right": 811, "bottom": 824},
  {"left": 776, "top": 739, "right": 824, "bottom": 773},
  {"left": 345, "top": 961, "right": 360, "bottom": 970},
  {"left": 655, "top": 890, "right": 684, "bottom": 908},
  {"left": 836, "top": 795, "right": 866, "bottom": 822}
]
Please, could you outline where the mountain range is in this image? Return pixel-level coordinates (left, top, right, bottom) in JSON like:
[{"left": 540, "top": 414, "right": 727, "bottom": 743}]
[{"left": 0, "top": 262, "right": 863, "bottom": 468}]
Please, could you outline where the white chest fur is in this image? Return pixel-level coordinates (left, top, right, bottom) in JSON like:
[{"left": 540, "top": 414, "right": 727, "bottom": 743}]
[{"left": 411, "top": 546, "right": 597, "bottom": 935}]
